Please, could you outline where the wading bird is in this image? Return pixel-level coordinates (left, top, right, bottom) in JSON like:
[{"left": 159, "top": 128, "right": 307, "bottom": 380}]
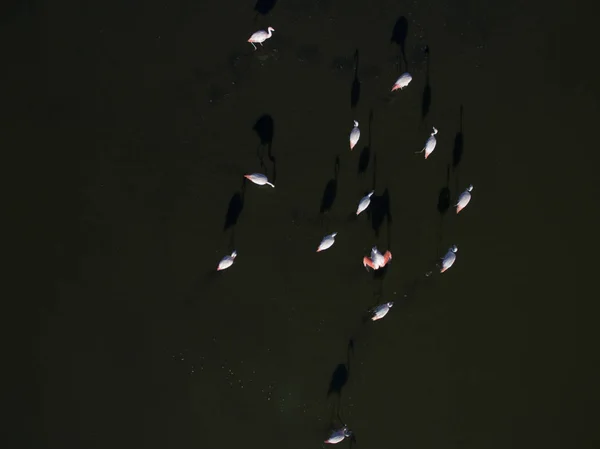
[
  {"left": 248, "top": 27, "right": 275, "bottom": 50},
  {"left": 349, "top": 120, "right": 360, "bottom": 150},
  {"left": 416, "top": 126, "right": 438, "bottom": 159},
  {"left": 244, "top": 173, "right": 275, "bottom": 188},
  {"left": 391, "top": 72, "right": 412, "bottom": 91},
  {"left": 356, "top": 190, "right": 374, "bottom": 215},
  {"left": 440, "top": 245, "right": 458, "bottom": 273},
  {"left": 456, "top": 185, "right": 474, "bottom": 214},
  {"left": 217, "top": 251, "right": 237, "bottom": 271},
  {"left": 324, "top": 426, "right": 353, "bottom": 444},
  {"left": 363, "top": 246, "right": 392, "bottom": 270},
  {"left": 317, "top": 233, "right": 338, "bottom": 252},
  {"left": 371, "top": 302, "right": 394, "bottom": 321}
]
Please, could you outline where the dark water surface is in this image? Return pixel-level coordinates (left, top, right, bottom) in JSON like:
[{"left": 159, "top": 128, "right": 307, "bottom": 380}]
[{"left": 4, "top": 0, "right": 600, "bottom": 448}]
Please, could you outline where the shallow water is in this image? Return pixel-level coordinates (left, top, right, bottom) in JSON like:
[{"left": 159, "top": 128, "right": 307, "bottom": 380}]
[{"left": 4, "top": 0, "right": 600, "bottom": 448}]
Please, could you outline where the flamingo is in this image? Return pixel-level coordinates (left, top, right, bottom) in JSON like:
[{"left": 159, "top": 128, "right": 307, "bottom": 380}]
[
  {"left": 440, "top": 245, "right": 458, "bottom": 273},
  {"left": 371, "top": 302, "right": 394, "bottom": 321},
  {"left": 456, "top": 185, "right": 474, "bottom": 214},
  {"left": 217, "top": 251, "right": 237, "bottom": 271},
  {"left": 244, "top": 173, "right": 274, "bottom": 188},
  {"left": 349, "top": 120, "right": 360, "bottom": 150},
  {"left": 325, "top": 426, "right": 353, "bottom": 444},
  {"left": 248, "top": 27, "right": 275, "bottom": 50},
  {"left": 415, "top": 126, "right": 438, "bottom": 159},
  {"left": 356, "top": 190, "right": 374, "bottom": 215},
  {"left": 391, "top": 72, "right": 412, "bottom": 91},
  {"left": 317, "top": 233, "right": 338, "bottom": 252},
  {"left": 363, "top": 246, "right": 392, "bottom": 270}
]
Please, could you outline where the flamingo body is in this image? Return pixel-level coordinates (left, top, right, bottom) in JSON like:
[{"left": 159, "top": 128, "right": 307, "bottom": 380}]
[
  {"left": 372, "top": 302, "right": 394, "bottom": 321},
  {"left": 363, "top": 246, "right": 392, "bottom": 270},
  {"left": 317, "top": 233, "right": 338, "bottom": 252},
  {"left": 349, "top": 120, "right": 360, "bottom": 150},
  {"left": 440, "top": 245, "right": 458, "bottom": 273},
  {"left": 456, "top": 185, "right": 473, "bottom": 213},
  {"left": 421, "top": 126, "right": 438, "bottom": 159},
  {"left": 392, "top": 72, "right": 412, "bottom": 91},
  {"left": 356, "top": 190, "right": 374, "bottom": 215},
  {"left": 244, "top": 173, "right": 275, "bottom": 187},
  {"left": 248, "top": 27, "right": 275, "bottom": 49},
  {"left": 217, "top": 251, "right": 237, "bottom": 271},
  {"left": 325, "top": 426, "right": 352, "bottom": 444}
]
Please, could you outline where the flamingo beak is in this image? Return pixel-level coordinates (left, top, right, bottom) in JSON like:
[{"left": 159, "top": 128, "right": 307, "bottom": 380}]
[{"left": 391, "top": 85, "right": 399, "bottom": 92}]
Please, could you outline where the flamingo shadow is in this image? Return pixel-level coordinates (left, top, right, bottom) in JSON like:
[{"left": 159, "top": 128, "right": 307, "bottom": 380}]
[
  {"left": 253, "top": 114, "right": 276, "bottom": 182},
  {"left": 358, "top": 109, "right": 374, "bottom": 174},
  {"left": 327, "top": 339, "right": 354, "bottom": 424},
  {"left": 436, "top": 164, "right": 451, "bottom": 254},
  {"left": 391, "top": 16, "right": 409, "bottom": 71},
  {"left": 351, "top": 50, "right": 361, "bottom": 108},
  {"left": 223, "top": 181, "right": 246, "bottom": 231},
  {"left": 320, "top": 156, "right": 340, "bottom": 218},
  {"left": 370, "top": 188, "right": 391, "bottom": 238},
  {"left": 254, "top": 0, "right": 277, "bottom": 15},
  {"left": 452, "top": 105, "right": 464, "bottom": 171},
  {"left": 421, "top": 46, "right": 431, "bottom": 120}
]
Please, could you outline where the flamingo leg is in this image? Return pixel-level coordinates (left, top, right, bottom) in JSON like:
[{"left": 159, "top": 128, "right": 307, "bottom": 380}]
[{"left": 251, "top": 42, "right": 257, "bottom": 50}]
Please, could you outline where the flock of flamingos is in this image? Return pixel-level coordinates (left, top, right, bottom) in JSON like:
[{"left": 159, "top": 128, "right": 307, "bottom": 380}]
[{"left": 212, "top": 24, "right": 474, "bottom": 445}]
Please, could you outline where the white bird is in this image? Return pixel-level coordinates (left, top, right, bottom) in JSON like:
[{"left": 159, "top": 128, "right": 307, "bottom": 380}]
[
  {"left": 371, "top": 301, "right": 394, "bottom": 321},
  {"left": 244, "top": 173, "right": 274, "bottom": 187},
  {"left": 217, "top": 250, "right": 237, "bottom": 271},
  {"left": 317, "top": 232, "right": 338, "bottom": 252},
  {"left": 415, "top": 126, "right": 438, "bottom": 159},
  {"left": 248, "top": 27, "right": 275, "bottom": 50},
  {"left": 356, "top": 190, "right": 374, "bottom": 215},
  {"left": 391, "top": 72, "right": 412, "bottom": 91},
  {"left": 456, "top": 185, "right": 474, "bottom": 214},
  {"left": 349, "top": 120, "right": 360, "bottom": 150},
  {"left": 440, "top": 245, "right": 458, "bottom": 273},
  {"left": 363, "top": 246, "right": 392, "bottom": 270},
  {"left": 324, "top": 426, "right": 353, "bottom": 445}
]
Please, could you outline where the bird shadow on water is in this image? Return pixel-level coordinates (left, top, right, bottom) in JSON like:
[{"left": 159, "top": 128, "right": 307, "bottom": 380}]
[
  {"left": 254, "top": 0, "right": 277, "bottom": 16},
  {"left": 391, "top": 15, "right": 408, "bottom": 72},
  {"left": 368, "top": 153, "right": 392, "bottom": 244},
  {"left": 327, "top": 339, "right": 354, "bottom": 427},
  {"left": 350, "top": 50, "right": 361, "bottom": 109},
  {"left": 253, "top": 114, "right": 276, "bottom": 182},
  {"left": 320, "top": 156, "right": 340, "bottom": 226},
  {"left": 224, "top": 180, "right": 246, "bottom": 232},
  {"left": 452, "top": 105, "right": 464, "bottom": 186},
  {"left": 436, "top": 164, "right": 451, "bottom": 255},
  {"left": 357, "top": 109, "right": 374, "bottom": 174},
  {"left": 421, "top": 46, "right": 431, "bottom": 122}
]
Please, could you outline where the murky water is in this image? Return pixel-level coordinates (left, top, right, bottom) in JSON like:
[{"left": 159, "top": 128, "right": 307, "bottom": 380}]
[{"left": 4, "top": 0, "right": 599, "bottom": 448}]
